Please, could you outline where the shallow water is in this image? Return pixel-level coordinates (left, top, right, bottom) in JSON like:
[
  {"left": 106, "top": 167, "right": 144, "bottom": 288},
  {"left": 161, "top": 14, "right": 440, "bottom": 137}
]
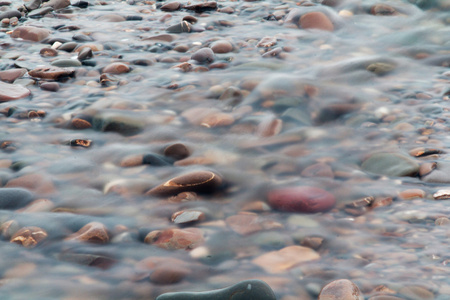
[{"left": 0, "top": 0, "right": 450, "bottom": 299}]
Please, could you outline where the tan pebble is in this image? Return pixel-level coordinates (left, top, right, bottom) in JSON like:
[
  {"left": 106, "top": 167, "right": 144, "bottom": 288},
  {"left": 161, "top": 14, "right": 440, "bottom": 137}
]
[
  {"left": 168, "top": 192, "right": 198, "bottom": 203},
  {"left": 201, "top": 112, "right": 234, "bottom": 127},
  {"left": 120, "top": 154, "right": 144, "bottom": 167},
  {"left": 257, "top": 36, "right": 277, "bottom": 48},
  {"left": 71, "top": 118, "right": 92, "bottom": 129},
  {"left": 66, "top": 222, "right": 109, "bottom": 244},
  {"left": 318, "top": 279, "right": 364, "bottom": 300},
  {"left": 102, "top": 62, "right": 130, "bottom": 74},
  {"left": 210, "top": 40, "right": 233, "bottom": 53},
  {"left": 11, "top": 26, "right": 50, "bottom": 42},
  {"left": 299, "top": 12, "right": 334, "bottom": 31},
  {"left": 5, "top": 173, "right": 55, "bottom": 195},
  {"left": 398, "top": 189, "right": 426, "bottom": 200},
  {"left": 174, "top": 156, "right": 215, "bottom": 166},
  {"left": 339, "top": 10, "right": 353, "bottom": 17},
  {"left": 1, "top": 220, "right": 19, "bottom": 239},
  {"left": 252, "top": 245, "right": 320, "bottom": 274},
  {"left": 10, "top": 226, "right": 48, "bottom": 248},
  {"left": 256, "top": 117, "right": 282, "bottom": 137},
  {"left": 226, "top": 214, "right": 264, "bottom": 235},
  {"left": 3, "top": 262, "right": 37, "bottom": 278}
]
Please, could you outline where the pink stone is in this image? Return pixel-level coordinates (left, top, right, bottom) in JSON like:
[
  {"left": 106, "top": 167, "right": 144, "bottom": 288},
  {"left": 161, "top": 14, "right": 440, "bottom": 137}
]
[
  {"left": 0, "top": 81, "right": 31, "bottom": 102},
  {"left": 11, "top": 26, "right": 50, "bottom": 42},
  {"left": 268, "top": 186, "right": 336, "bottom": 213}
]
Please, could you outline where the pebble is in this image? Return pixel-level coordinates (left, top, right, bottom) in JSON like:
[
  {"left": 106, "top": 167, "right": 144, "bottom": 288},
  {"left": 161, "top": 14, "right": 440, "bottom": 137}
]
[
  {"left": 0, "top": 68, "right": 27, "bottom": 83},
  {"left": 171, "top": 210, "right": 205, "bottom": 224},
  {"left": 92, "top": 112, "right": 145, "bottom": 135},
  {"left": 161, "top": 2, "right": 180, "bottom": 11},
  {"left": 11, "top": 26, "right": 50, "bottom": 42},
  {"left": 144, "top": 228, "right": 204, "bottom": 250},
  {"left": 268, "top": 186, "right": 336, "bottom": 213},
  {"left": 184, "top": 1, "right": 217, "bottom": 12},
  {"left": 299, "top": 12, "right": 334, "bottom": 31},
  {"left": 40, "top": 82, "right": 60, "bottom": 92},
  {"left": 51, "top": 59, "right": 82, "bottom": 68},
  {"left": 156, "top": 279, "right": 276, "bottom": 300},
  {"left": 39, "top": 47, "right": 58, "bottom": 57},
  {"left": 252, "top": 245, "right": 320, "bottom": 273},
  {"left": 164, "top": 143, "right": 191, "bottom": 160},
  {"left": 10, "top": 226, "right": 48, "bottom": 248},
  {"left": 41, "top": 0, "right": 70, "bottom": 9},
  {"left": 0, "top": 10, "right": 21, "bottom": 21},
  {"left": 96, "top": 14, "right": 126, "bottom": 22},
  {"left": 5, "top": 173, "right": 55, "bottom": 195},
  {"left": 210, "top": 40, "right": 233, "bottom": 53},
  {"left": 191, "top": 48, "right": 215, "bottom": 64},
  {"left": 361, "top": 153, "right": 419, "bottom": 177},
  {"left": 318, "top": 279, "right": 364, "bottom": 300},
  {"left": 0, "top": 81, "right": 30, "bottom": 101},
  {"left": 102, "top": 62, "right": 130, "bottom": 74},
  {"left": 65, "top": 222, "right": 109, "bottom": 244},
  {"left": 146, "top": 170, "right": 223, "bottom": 197},
  {"left": 136, "top": 256, "right": 192, "bottom": 284},
  {"left": 28, "top": 67, "right": 75, "bottom": 80},
  {"left": 0, "top": 188, "right": 34, "bottom": 209}
]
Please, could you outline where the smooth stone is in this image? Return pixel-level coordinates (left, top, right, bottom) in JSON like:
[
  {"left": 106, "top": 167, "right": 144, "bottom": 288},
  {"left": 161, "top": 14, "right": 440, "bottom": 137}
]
[
  {"left": 25, "top": 0, "right": 42, "bottom": 11},
  {"left": 51, "top": 59, "right": 82, "bottom": 67},
  {"left": 164, "top": 143, "right": 191, "bottom": 160},
  {"left": 142, "top": 153, "right": 173, "bottom": 166},
  {"left": 27, "top": 6, "right": 53, "bottom": 18},
  {"left": 28, "top": 67, "right": 75, "bottom": 80},
  {"left": 41, "top": 0, "right": 70, "bottom": 9},
  {"left": 40, "top": 82, "right": 60, "bottom": 92},
  {"left": 96, "top": 14, "right": 126, "bottom": 22},
  {"left": 40, "top": 47, "right": 58, "bottom": 57},
  {"left": 146, "top": 170, "right": 223, "bottom": 197},
  {"left": 65, "top": 222, "right": 109, "bottom": 244},
  {"left": 318, "top": 279, "right": 364, "bottom": 300},
  {"left": 0, "top": 188, "right": 34, "bottom": 209},
  {"left": 11, "top": 26, "right": 50, "bottom": 42},
  {"left": 299, "top": 12, "right": 334, "bottom": 31},
  {"left": 253, "top": 245, "right": 320, "bottom": 273},
  {"left": 210, "top": 40, "right": 233, "bottom": 53},
  {"left": 191, "top": 48, "right": 215, "bottom": 64},
  {"left": 370, "top": 4, "right": 398, "bottom": 16},
  {"left": 422, "top": 161, "right": 450, "bottom": 183},
  {"left": 161, "top": 2, "right": 180, "bottom": 11},
  {"left": 166, "top": 21, "right": 191, "bottom": 33},
  {"left": 77, "top": 47, "right": 93, "bottom": 61},
  {"left": 184, "top": 1, "right": 217, "bottom": 12},
  {"left": 171, "top": 210, "right": 205, "bottom": 224},
  {"left": 58, "top": 42, "right": 78, "bottom": 52},
  {"left": 92, "top": 112, "right": 145, "bottom": 135},
  {"left": 144, "top": 228, "right": 204, "bottom": 250},
  {"left": 0, "top": 69, "right": 27, "bottom": 83},
  {"left": 156, "top": 279, "right": 276, "bottom": 300},
  {"left": 5, "top": 173, "right": 55, "bottom": 195},
  {"left": 361, "top": 153, "right": 419, "bottom": 177},
  {"left": 102, "top": 62, "right": 130, "bottom": 74},
  {"left": 268, "top": 186, "right": 336, "bottom": 213},
  {"left": 0, "top": 81, "right": 31, "bottom": 102},
  {"left": 0, "top": 10, "right": 21, "bottom": 21},
  {"left": 10, "top": 227, "right": 47, "bottom": 248}
]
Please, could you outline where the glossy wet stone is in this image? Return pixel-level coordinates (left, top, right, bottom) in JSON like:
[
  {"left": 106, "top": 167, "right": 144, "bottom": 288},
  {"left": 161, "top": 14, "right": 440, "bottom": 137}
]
[
  {"left": 65, "top": 222, "right": 109, "bottom": 244},
  {"left": 318, "top": 279, "right": 364, "bottom": 300},
  {"left": 156, "top": 279, "right": 276, "bottom": 300},
  {"left": 28, "top": 67, "right": 75, "bottom": 80},
  {"left": 268, "top": 186, "right": 336, "bottom": 213},
  {"left": 92, "top": 112, "right": 145, "bottom": 135},
  {"left": 361, "top": 153, "right": 419, "bottom": 177},
  {"left": 10, "top": 226, "right": 48, "bottom": 248},
  {"left": 144, "top": 228, "right": 204, "bottom": 250},
  {"left": 146, "top": 171, "right": 223, "bottom": 197}
]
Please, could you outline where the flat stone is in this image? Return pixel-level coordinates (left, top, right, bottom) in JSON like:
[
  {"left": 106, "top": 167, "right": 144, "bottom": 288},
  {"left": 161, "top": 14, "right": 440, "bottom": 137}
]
[
  {"left": 144, "top": 228, "right": 204, "bottom": 250},
  {"left": 361, "top": 153, "right": 419, "bottom": 177},
  {"left": 0, "top": 68, "right": 27, "bottom": 83},
  {"left": 164, "top": 143, "right": 191, "bottom": 160},
  {"left": 11, "top": 26, "right": 50, "bottom": 42},
  {"left": 161, "top": 2, "right": 180, "bottom": 11},
  {"left": 0, "top": 81, "right": 30, "bottom": 101},
  {"left": 5, "top": 173, "right": 55, "bottom": 195},
  {"left": 96, "top": 14, "right": 126, "bottom": 22},
  {"left": 146, "top": 170, "right": 222, "bottom": 197},
  {"left": 51, "top": 59, "right": 82, "bottom": 67},
  {"left": 156, "top": 279, "right": 276, "bottom": 300},
  {"left": 191, "top": 48, "right": 215, "bottom": 64},
  {"left": 268, "top": 186, "right": 336, "bottom": 213},
  {"left": 0, "top": 10, "right": 21, "bottom": 21},
  {"left": 92, "top": 112, "right": 145, "bottom": 135},
  {"left": 252, "top": 245, "right": 320, "bottom": 273},
  {"left": 318, "top": 279, "right": 364, "bottom": 300},
  {"left": 28, "top": 67, "right": 75, "bottom": 80}
]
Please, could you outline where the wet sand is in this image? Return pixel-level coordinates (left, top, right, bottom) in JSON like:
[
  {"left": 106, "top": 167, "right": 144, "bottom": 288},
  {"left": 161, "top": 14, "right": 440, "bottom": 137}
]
[{"left": 0, "top": 0, "right": 450, "bottom": 299}]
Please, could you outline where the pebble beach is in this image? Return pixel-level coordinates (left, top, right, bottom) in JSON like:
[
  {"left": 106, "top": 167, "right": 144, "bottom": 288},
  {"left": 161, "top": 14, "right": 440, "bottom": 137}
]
[{"left": 0, "top": 0, "right": 450, "bottom": 299}]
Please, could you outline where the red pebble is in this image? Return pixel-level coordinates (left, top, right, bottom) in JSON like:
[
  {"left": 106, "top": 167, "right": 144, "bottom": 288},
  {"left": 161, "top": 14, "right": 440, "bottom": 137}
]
[{"left": 268, "top": 186, "right": 335, "bottom": 213}]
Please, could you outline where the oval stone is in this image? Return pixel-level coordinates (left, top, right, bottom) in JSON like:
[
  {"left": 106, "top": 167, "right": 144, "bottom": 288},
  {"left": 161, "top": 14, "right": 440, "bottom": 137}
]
[
  {"left": 102, "top": 62, "right": 130, "bottom": 74},
  {"left": 299, "top": 12, "right": 334, "bottom": 31},
  {"left": 11, "top": 26, "right": 50, "bottom": 42},
  {"left": 210, "top": 40, "right": 233, "bottom": 54},
  {"left": 361, "top": 153, "right": 419, "bottom": 177},
  {"left": 318, "top": 279, "right": 364, "bottom": 300},
  {"left": 156, "top": 279, "right": 276, "bottom": 300},
  {"left": 0, "top": 188, "right": 34, "bottom": 209},
  {"left": 268, "top": 186, "right": 336, "bottom": 213},
  {"left": 146, "top": 171, "right": 222, "bottom": 197},
  {"left": 191, "top": 48, "right": 215, "bottom": 64}
]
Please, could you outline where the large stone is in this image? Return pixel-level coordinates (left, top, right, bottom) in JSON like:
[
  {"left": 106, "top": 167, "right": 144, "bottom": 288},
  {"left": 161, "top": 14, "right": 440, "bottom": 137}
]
[
  {"left": 11, "top": 26, "right": 50, "bottom": 42},
  {"left": 361, "top": 153, "right": 419, "bottom": 177},
  {"left": 0, "top": 81, "right": 30, "bottom": 101},
  {"left": 318, "top": 279, "right": 364, "bottom": 300},
  {"left": 268, "top": 186, "right": 336, "bottom": 213},
  {"left": 156, "top": 279, "right": 276, "bottom": 300},
  {"left": 299, "top": 12, "right": 334, "bottom": 31},
  {"left": 0, "top": 188, "right": 34, "bottom": 209}
]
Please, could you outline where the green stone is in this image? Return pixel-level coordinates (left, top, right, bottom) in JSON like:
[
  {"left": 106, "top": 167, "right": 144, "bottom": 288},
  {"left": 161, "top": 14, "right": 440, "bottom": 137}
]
[{"left": 361, "top": 153, "right": 419, "bottom": 177}]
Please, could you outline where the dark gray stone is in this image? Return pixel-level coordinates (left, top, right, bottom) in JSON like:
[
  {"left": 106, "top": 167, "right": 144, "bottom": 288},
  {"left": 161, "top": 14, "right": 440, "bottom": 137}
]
[
  {"left": 156, "top": 279, "right": 277, "bottom": 300},
  {"left": 0, "top": 188, "right": 34, "bottom": 209}
]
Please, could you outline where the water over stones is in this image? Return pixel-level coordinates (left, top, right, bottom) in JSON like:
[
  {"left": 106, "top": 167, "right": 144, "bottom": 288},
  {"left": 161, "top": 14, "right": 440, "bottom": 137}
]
[
  {"left": 318, "top": 279, "right": 364, "bottom": 300},
  {"left": 0, "top": 188, "right": 34, "bottom": 209},
  {"left": 0, "top": 81, "right": 30, "bottom": 101},
  {"left": 268, "top": 186, "right": 336, "bottom": 213},
  {"left": 156, "top": 279, "right": 276, "bottom": 300},
  {"left": 361, "top": 153, "right": 419, "bottom": 177}
]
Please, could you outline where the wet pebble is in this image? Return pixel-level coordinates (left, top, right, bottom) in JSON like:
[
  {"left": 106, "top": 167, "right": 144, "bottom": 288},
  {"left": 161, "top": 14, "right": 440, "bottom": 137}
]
[
  {"left": 51, "top": 59, "right": 82, "bottom": 67},
  {"left": 11, "top": 26, "right": 50, "bottom": 42},
  {"left": 299, "top": 12, "right": 334, "bottom": 31},
  {"left": 65, "top": 222, "right": 109, "bottom": 244},
  {"left": 0, "top": 68, "right": 27, "bottom": 83},
  {"left": 191, "top": 48, "right": 215, "bottom": 64},
  {"left": 361, "top": 153, "right": 419, "bottom": 177},
  {"left": 164, "top": 143, "right": 191, "bottom": 160},
  {"left": 146, "top": 170, "right": 222, "bottom": 197},
  {"left": 0, "top": 81, "right": 30, "bottom": 101},
  {"left": 252, "top": 245, "right": 320, "bottom": 273},
  {"left": 210, "top": 40, "right": 233, "bottom": 53},
  {"left": 102, "top": 62, "right": 130, "bottom": 74},
  {"left": 28, "top": 67, "right": 75, "bottom": 80},
  {"left": 40, "top": 81, "right": 60, "bottom": 92},
  {"left": 268, "top": 186, "right": 336, "bottom": 213},
  {"left": 10, "top": 226, "right": 48, "bottom": 248},
  {"left": 92, "top": 112, "right": 145, "bottom": 135},
  {"left": 41, "top": 0, "right": 70, "bottom": 9},
  {"left": 318, "top": 279, "right": 364, "bottom": 300},
  {"left": 156, "top": 279, "right": 276, "bottom": 300},
  {"left": 0, "top": 188, "right": 34, "bottom": 209},
  {"left": 161, "top": 2, "right": 180, "bottom": 11},
  {"left": 144, "top": 228, "right": 204, "bottom": 250},
  {"left": 39, "top": 47, "right": 58, "bottom": 57}
]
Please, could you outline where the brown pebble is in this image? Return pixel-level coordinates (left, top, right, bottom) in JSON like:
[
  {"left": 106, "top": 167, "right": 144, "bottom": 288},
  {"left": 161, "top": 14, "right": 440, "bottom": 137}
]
[
  {"left": 65, "top": 222, "right": 109, "bottom": 244},
  {"left": 201, "top": 112, "right": 234, "bottom": 127},
  {"left": 168, "top": 192, "right": 198, "bottom": 203},
  {"left": 182, "top": 15, "right": 198, "bottom": 24},
  {"left": 0, "top": 68, "right": 27, "bottom": 83},
  {"left": 210, "top": 40, "right": 233, "bottom": 53},
  {"left": 10, "top": 227, "right": 48, "bottom": 248},
  {"left": 28, "top": 67, "right": 75, "bottom": 80},
  {"left": 0, "top": 81, "right": 31, "bottom": 102},
  {"left": 370, "top": 4, "right": 398, "bottom": 16},
  {"left": 161, "top": 2, "right": 180, "bottom": 11},
  {"left": 11, "top": 26, "right": 50, "bottom": 42},
  {"left": 225, "top": 213, "right": 266, "bottom": 235},
  {"left": 299, "top": 12, "right": 334, "bottom": 31},
  {"left": 40, "top": 47, "right": 58, "bottom": 57},
  {"left": 5, "top": 173, "right": 55, "bottom": 195},
  {"left": 419, "top": 162, "right": 437, "bottom": 177},
  {"left": 257, "top": 36, "right": 277, "bottom": 48},
  {"left": 71, "top": 118, "right": 92, "bottom": 129},
  {"left": 318, "top": 279, "right": 364, "bottom": 300},
  {"left": 16, "top": 199, "right": 55, "bottom": 213},
  {"left": 146, "top": 170, "right": 222, "bottom": 197},
  {"left": 164, "top": 143, "right": 190, "bottom": 160},
  {"left": 144, "top": 228, "right": 204, "bottom": 250},
  {"left": 268, "top": 186, "right": 336, "bottom": 213},
  {"left": 150, "top": 266, "right": 189, "bottom": 284},
  {"left": 40, "top": 82, "right": 60, "bottom": 92},
  {"left": 120, "top": 154, "right": 144, "bottom": 167},
  {"left": 102, "top": 62, "right": 130, "bottom": 74},
  {"left": 398, "top": 189, "right": 426, "bottom": 200}
]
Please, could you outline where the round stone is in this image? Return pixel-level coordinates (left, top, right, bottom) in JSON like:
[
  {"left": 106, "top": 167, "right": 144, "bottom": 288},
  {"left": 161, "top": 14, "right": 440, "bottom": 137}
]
[
  {"left": 210, "top": 40, "right": 233, "bottom": 53},
  {"left": 299, "top": 12, "right": 334, "bottom": 31},
  {"left": 268, "top": 186, "right": 336, "bottom": 213},
  {"left": 191, "top": 48, "right": 215, "bottom": 64},
  {"left": 318, "top": 279, "right": 364, "bottom": 300},
  {"left": 11, "top": 26, "right": 50, "bottom": 42}
]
